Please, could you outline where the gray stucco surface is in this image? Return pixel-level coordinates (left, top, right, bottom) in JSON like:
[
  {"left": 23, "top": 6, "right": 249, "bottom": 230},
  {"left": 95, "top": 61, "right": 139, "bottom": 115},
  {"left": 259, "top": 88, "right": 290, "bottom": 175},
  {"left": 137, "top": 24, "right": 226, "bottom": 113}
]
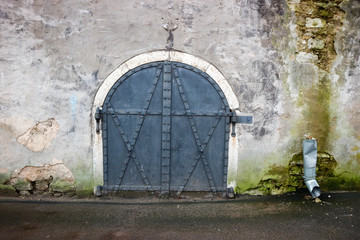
[{"left": 0, "top": 0, "right": 359, "bottom": 193}]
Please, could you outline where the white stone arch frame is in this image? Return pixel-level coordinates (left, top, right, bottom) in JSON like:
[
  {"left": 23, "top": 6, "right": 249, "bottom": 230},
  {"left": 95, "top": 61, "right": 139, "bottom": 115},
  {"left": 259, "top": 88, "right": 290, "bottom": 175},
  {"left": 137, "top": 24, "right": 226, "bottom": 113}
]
[{"left": 92, "top": 50, "right": 241, "bottom": 189}]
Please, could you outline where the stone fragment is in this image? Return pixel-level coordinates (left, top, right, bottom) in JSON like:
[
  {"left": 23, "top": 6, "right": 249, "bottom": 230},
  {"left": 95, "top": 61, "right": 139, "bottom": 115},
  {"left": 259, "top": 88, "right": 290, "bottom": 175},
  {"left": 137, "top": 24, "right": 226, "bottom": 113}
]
[
  {"left": 94, "top": 186, "right": 102, "bottom": 197},
  {"left": 269, "top": 188, "right": 283, "bottom": 195},
  {"left": 304, "top": 195, "right": 312, "bottom": 200},
  {"left": 296, "top": 52, "right": 318, "bottom": 63},
  {"left": 17, "top": 118, "right": 59, "bottom": 152},
  {"left": 19, "top": 190, "right": 31, "bottom": 196},
  {"left": 308, "top": 38, "right": 325, "bottom": 50},
  {"left": 35, "top": 180, "right": 50, "bottom": 191},
  {"left": 14, "top": 180, "right": 32, "bottom": 191},
  {"left": 53, "top": 193, "right": 62, "bottom": 197},
  {"left": 289, "top": 165, "right": 303, "bottom": 175},
  {"left": 318, "top": 152, "right": 331, "bottom": 158},
  {"left": 306, "top": 18, "right": 326, "bottom": 28},
  {"left": 65, "top": 191, "right": 76, "bottom": 197},
  {"left": 314, "top": 198, "right": 322, "bottom": 203},
  {"left": 32, "top": 190, "right": 45, "bottom": 195},
  {"left": 242, "top": 189, "right": 264, "bottom": 195}
]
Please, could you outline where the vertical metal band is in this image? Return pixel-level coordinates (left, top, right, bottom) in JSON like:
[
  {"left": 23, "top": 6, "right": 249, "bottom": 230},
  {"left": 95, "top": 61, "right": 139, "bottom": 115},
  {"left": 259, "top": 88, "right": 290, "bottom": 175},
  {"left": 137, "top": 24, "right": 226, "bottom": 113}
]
[
  {"left": 224, "top": 107, "right": 230, "bottom": 188},
  {"left": 102, "top": 113, "right": 108, "bottom": 188},
  {"left": 161, "top": 62, "right": 172, "bottom": 194}
]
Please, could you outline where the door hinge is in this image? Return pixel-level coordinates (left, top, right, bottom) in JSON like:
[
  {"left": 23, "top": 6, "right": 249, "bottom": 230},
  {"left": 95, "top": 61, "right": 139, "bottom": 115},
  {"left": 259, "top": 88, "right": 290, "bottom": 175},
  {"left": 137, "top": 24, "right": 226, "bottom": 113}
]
[
  {"left": 95, "top": 107, "right": 102, "bottom": 134},
  {"left": 230, "top": 112, "right": 253, "bottom": 137},
  {"left": 230, "top": 115, "right": 253, "bottom": 124}
]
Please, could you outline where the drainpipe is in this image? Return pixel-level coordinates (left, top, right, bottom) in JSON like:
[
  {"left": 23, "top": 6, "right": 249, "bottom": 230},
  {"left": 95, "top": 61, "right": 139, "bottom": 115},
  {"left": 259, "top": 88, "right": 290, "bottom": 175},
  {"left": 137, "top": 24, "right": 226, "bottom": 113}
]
[{"left": 303, "top": 139, "right": 321, "bottom": 198}]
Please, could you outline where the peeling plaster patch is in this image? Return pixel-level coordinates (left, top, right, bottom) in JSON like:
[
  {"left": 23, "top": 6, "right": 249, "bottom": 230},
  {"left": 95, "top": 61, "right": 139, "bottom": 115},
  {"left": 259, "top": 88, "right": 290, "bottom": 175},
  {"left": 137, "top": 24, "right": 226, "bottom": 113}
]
[
  {"left": 17, "top": 118, "right": 59, "bottom": 152},
  {"left": 10, "top": 163, "right": 74, "bottom": 184},
  {"left": 296, "top": 51, "right": 318, "bottom": 63}
]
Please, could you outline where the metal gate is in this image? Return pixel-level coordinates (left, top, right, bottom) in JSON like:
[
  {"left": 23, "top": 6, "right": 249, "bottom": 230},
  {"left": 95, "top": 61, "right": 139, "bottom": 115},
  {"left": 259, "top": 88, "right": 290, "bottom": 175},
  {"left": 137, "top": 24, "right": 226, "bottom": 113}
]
[{"left": 100, "top": 61, "right": 231, "bottom": 196}]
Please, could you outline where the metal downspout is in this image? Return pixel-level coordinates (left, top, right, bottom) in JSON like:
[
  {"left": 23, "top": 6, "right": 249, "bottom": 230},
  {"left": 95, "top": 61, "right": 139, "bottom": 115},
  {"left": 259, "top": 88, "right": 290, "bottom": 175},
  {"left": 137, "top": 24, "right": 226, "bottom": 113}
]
[{"left": 303, "top": 139, "right": 321, "bottom": 198}]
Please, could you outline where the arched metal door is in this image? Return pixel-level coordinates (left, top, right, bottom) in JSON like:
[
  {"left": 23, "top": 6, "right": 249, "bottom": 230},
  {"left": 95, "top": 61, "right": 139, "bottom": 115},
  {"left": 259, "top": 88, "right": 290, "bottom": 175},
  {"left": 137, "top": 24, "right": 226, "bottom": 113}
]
[{"left": 101, "top": 61, "right": 230, "bottom": 196}]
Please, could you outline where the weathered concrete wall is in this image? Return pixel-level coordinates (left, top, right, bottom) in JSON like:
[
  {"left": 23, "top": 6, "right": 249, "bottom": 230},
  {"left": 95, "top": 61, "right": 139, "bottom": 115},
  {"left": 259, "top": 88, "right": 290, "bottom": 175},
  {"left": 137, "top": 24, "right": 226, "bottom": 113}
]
[{"left": 0, "top": 0, "right": 359, "bottom": 195}]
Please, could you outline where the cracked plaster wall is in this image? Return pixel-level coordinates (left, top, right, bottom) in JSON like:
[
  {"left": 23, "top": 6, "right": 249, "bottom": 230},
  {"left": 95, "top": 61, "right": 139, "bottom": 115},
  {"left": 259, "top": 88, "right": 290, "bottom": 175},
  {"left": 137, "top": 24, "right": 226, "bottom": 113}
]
[{"left": 0, "top": 0, "right": 359, "bottom": 194}]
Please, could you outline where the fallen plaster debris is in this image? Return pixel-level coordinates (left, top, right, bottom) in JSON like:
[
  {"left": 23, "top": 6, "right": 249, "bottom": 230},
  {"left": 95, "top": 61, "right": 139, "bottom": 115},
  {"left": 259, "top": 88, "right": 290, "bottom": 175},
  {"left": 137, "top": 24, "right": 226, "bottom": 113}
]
[{"left": 9, "top": 162, "right": 75, "bottom": 196}]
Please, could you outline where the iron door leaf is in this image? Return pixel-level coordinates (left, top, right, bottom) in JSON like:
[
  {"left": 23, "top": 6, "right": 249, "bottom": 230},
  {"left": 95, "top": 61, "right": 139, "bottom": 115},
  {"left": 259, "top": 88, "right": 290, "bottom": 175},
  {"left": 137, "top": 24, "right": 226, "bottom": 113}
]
[{"left": 102, "top": 62, "right": 230, "bottom": 195}]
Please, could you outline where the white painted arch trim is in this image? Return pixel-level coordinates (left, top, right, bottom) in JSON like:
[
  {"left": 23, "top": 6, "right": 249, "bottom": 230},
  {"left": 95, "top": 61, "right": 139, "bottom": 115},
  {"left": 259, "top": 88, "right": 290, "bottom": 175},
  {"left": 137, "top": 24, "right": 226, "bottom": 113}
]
[{"left": 92, "top": 50, "right": 240, "bottom": 189}]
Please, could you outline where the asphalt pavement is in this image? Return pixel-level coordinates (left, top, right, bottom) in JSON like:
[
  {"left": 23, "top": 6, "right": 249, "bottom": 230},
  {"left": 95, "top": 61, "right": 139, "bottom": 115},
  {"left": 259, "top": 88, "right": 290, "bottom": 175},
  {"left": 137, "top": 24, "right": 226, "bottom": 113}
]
[{"left": 0, "top": 192, "right": 359, "bottom": 240}]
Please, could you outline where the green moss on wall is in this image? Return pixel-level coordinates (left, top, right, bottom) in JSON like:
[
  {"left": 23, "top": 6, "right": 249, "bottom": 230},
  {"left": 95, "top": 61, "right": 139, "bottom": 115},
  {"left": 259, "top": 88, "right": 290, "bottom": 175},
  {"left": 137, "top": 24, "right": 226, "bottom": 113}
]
[
  {"left": 322, "top": 173, "right": 360, "bottom": 191},
  {"left": 350, "top": 145, "right": 360, "bottom": 152},
  {"left": 75, "top": 181, "right": 94, "bottom": 198},
  {"left": 352, "top": 152, "right": 360, "bottom": 166},
  {"left": 49, "top": 178, "right": 76, "bottom": 196},
  {"left": 76, "top": 188, "right": 94, "bottom": 198},
  {"left": 0, "top": 184, "right": 18, "bottom": 197},
  {"left": 242, "top": 151, "right": 341, "bottom": 195},
  {"left": 302, "top": 74, "right": 332, "bottom": 150},
  {"left": 65, "top": 156, "right": 95, "bottom": 198},
  {"left": 74, "top": 174, "right": 94, "bottom": 198},
  {"left": 0, "top": 173, "right": 10, "bottom": 184},
  {"left": 235, "top": 172, "right": 262, "bottom": 194}
]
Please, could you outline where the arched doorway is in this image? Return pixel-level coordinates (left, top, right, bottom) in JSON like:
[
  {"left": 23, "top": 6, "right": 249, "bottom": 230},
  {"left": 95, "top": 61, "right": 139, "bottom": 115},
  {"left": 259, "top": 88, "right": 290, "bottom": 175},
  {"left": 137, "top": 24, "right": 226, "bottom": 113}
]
[
  {"left": 101, "top": 61, "right": 230, "bottom": 196},
  {"left": 92, "top": 51, "right": 241, "bottom": 196}
]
